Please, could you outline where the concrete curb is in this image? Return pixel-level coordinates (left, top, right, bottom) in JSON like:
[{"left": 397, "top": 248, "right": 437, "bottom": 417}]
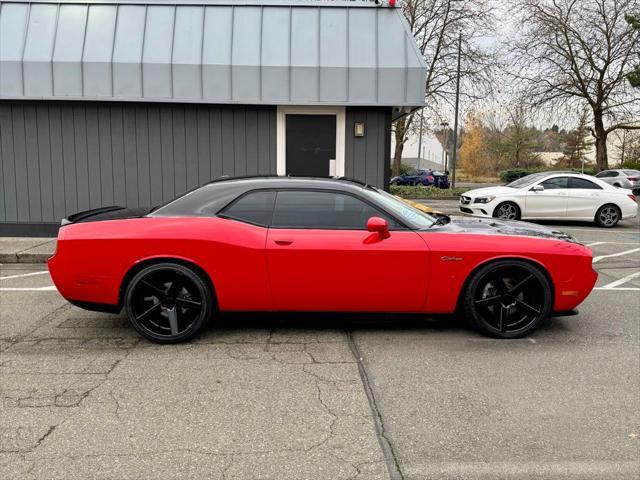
[{"left": 0, "top": 238, "right": 56, "bottom": 264}]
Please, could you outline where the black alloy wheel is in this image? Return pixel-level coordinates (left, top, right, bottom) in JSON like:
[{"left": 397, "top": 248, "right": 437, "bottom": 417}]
[
  {"left": 464, "top": 260, "right": 552, "bottom": 338},
  {"left": 595, "top": 204, "right": 620, "bottom": 228},
  {"left": 493, "top": 202, "right": 520, "bottom": 220},
  {"left": 125, "top": 263, "right": 212, "bottom": 343}
]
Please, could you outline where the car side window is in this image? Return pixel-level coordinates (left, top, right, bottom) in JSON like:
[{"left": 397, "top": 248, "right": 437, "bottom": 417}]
[
  {"left": 219, "top": 190, "right": 276, "bottom": 226},
  {"left": 271, "top": 190, "right": 400, "bottom": 230},
  {"left": 568, "top": 178, "right": 602, "bottom": 190},
  {"left": 540, "top": 177, "right": 568, "bottom": 189}
]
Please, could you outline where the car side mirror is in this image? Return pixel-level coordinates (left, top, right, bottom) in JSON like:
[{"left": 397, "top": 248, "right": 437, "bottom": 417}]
[
  {"left": 367, "top": 217, "right": 390, "bottom": 239},
  {"left": 531, "top": 185, "right": 544, "bottom": 192}
]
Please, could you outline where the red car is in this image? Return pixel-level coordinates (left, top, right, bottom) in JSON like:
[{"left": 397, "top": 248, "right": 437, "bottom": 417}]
[{"left": 48, "top": 177, "right": 597, "bottom": 343}]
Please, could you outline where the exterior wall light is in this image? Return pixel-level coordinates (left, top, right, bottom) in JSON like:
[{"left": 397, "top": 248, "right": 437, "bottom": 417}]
[{"left": 354, "top": 121, "right": 365, "bottom": 137}]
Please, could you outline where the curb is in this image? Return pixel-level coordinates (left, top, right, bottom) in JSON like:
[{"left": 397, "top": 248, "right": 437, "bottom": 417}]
[{"left": 0, "top": 252, "right": 52, "bottom": 264}]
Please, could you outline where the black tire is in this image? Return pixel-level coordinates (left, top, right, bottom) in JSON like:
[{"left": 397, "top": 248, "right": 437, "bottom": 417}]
[
  {"left": 124, "top": 262, "right": 213, "bottom": 343},
  {"left": 613, "top": 183, "right": 621, "bottom": 187},
  {"left": 463, "top": 260, "right": 552, "bottom": 339},
  {"left": 595, "top": 204, "right": 621, "bottom": 228},
  {"left": 493, "top": 201, "right": 521, "bottom": 220}
]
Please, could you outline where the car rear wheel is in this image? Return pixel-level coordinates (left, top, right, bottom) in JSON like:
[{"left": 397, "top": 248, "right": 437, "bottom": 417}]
[
  {"left": 124, "top": 263, "right": 213, "bottom": 343},
  {"left": 493, "top": 202, "right": 520, "bottom": 220},
  {"left": 464, "top": 260, "right": 552, "bottom": 339},
  {"left": 595, "top": 204, "right": 620, "bottom": 228}
]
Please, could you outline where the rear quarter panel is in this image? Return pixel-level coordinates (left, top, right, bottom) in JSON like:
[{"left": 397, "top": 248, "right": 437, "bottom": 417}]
[
  {"left": 418, "top": 232, "right": 596, "bottom": 313},
  {"left": 48, "top": 217, "right": 271, "bottom": 310}
]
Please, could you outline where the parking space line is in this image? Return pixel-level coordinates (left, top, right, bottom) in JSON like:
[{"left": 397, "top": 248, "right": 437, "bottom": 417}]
[
  {"left": 0, "top": 271, "right": 49, "bottom": 281},
  {"left": 0, "top": 286, "right": 57, "bottom": 291},
  {"left": 598, "top": 271, "right": 640, "bottom": 289},
  {"left": 585, "top": 241, "right": 607, "bottom": 247},
  {"left": 594, "top": 287, "right": 640, "bottom": 291},
  {"left": 592, "top": 247, "right": 640, "bottom": 264}
]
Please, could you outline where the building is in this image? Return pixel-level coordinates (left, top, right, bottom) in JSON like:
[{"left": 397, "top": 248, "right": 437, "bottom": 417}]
[
  {"left": 0, "top": 0, "right": 426, "bottom": 235},
  {"left": 391, "top": 131, "right": 447, "bottom": 171}
]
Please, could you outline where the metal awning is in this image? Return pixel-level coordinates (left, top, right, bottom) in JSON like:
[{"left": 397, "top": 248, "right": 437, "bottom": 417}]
[{"left": 0, "top": 0, "right": 426, "bottom": 107}]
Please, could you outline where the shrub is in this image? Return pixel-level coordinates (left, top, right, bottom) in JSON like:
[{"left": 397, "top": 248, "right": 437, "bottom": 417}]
[
  {"left": 390, "top": 186, "right": 469, "bottom": 199},
  {"left": 499, "top": 166, "right": 597, "bottom": 183}
]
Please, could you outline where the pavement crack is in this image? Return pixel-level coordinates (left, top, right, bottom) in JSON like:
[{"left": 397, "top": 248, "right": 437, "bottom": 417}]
[{"left": 347, "top": 331, "right": 404, "bottom": 480}]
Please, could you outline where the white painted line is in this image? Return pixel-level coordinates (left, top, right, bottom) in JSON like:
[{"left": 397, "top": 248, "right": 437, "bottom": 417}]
[
  {"left": 594, "top": 287, "right": 640, "bottom": 291},
  {"left": 598, "top": 271, "right": 640, "bottom": 289},
  {"left": 592, "top": 247, "right": 640, "bottom": 264},
  {"left": 0, "top": 270, "right": 50, "bottom": 281},
  {"left": 583, "top": 241, "right": 640, "bottom": 246},
  {"left": 0, "top": 286, "right": 57, "bottom": 292}
]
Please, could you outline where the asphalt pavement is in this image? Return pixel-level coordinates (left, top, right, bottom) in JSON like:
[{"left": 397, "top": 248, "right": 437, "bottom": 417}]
[{"left": 1, "top": 208, "right": 638, "bottom": 479}]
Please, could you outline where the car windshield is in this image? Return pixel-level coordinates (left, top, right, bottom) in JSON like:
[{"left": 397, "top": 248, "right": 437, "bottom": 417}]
[
  {"left": 365, "top": 189, "right": 437, "bottom": 228},
  {"left": 506, "top": 172, "right": 550, "bottom": 188},
  {"left": 623, "top": 170, "right": 640, "bottom": 176}
]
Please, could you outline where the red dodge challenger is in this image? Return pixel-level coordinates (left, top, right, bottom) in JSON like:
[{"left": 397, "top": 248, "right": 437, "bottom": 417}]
[{"left": 48, "top": 177, "right": 597, "bottom": 343}]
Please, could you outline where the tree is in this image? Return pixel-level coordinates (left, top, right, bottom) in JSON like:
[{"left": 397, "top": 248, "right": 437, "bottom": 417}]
[
  {"left": 510, "top": 0, "right": 640, "bottom": 170},
  {"left": 628, "top": 13, "right": 640, "bottom": 86},
  {"left": 458, "top": 112, "right": 492, "bottom": 176},
  {"left": 392, "top": 0, "right": 495, "bottom": 176},
  {"left": 559, "top": 111, "right": 594, "bottom": 169},
  {"left": 501, "top": 102, "right": 541, "bottom": 168}
]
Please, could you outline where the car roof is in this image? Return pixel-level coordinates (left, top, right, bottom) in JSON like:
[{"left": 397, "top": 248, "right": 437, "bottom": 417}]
[{"left": 151, "top": 175, "right": 379, "bottom": 217}]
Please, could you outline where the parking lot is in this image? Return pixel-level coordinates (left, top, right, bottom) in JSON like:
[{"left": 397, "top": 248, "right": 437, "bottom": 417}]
[{"left": 1, "top": 212, "right": 639, "bottom": 479}]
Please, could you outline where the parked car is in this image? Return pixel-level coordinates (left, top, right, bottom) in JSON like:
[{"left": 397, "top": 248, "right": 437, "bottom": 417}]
[
  {"left": 391, "top": 169, "right": 450, "bottom": 188},
  {"left": 594, "top": 169, "right": 640, "bottom": 195},
  {"left": 459, "top": 172, "right": 637, "bottom": 227},
  {"left": 49, "top": 176, "right": 596, "bottom": 343}
]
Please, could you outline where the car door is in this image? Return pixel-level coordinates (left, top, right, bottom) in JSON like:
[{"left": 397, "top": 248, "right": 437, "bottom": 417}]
[
  {"left": 524, "top": 176, "right": 569, "bottom": 218},
  {"left": 565, "top": 177, "right": 604, "bottom": 219},
  {"left": 265, "top": 189, "right": 429, "bottom": 312}
]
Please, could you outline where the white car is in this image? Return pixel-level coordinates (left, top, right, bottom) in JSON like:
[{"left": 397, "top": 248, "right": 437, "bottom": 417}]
[{"left": 460, "top": 172, "right": 638, "bottom": 227}]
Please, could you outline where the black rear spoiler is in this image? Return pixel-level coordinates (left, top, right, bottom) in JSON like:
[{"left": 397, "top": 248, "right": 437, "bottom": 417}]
[{"left": 61, "top": 206, "right": 126, "bottom": 226}]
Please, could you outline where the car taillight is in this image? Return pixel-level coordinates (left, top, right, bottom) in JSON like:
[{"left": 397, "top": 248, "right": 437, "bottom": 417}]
[
  {"left": 628, "top": 194, "right": 636, "bottom": 202},
  {"left": 628, "top": 176, "right": 638, "bottom": 181},
  {"left": 427, "top": 175, "right": 434, "bottom": 181}
]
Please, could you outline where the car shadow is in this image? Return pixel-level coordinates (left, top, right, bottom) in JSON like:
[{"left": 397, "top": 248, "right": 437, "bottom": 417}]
[{"left": 209, "top": 311, "right": 469, "bottom": 334}]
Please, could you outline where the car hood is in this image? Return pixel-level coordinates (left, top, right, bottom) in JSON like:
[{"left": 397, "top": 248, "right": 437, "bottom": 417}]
[
  {"left": 463, "top": 186, "right": 515, "bottom": 197},
  {"left": 440, "top": 216, "right": 577, "bottom": 242}
]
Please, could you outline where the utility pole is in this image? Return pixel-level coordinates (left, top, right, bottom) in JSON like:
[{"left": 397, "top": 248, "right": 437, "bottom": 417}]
[
  {"left": 450, "top": 31, "right": 462, "bottom": 189},
  {"left": 417, "top": 109, "right": 424, "bottom": 168},
  {"left": 440, "top": 121, "right": 449, "bottom": 170}
]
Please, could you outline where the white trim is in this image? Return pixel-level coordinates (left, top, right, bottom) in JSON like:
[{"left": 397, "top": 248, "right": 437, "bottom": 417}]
[{"left": 276, "top": 106, "right": 346, "bottom": 178}]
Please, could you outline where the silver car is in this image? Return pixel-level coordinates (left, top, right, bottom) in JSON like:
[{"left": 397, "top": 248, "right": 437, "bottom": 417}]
[{"left": 595, "top": 169, "right": 640, "bottom": 194}]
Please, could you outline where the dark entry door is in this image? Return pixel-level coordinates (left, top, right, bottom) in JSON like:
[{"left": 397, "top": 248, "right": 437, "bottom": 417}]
[{"left": 285, "top": 114, "right": 336, "bottom": 177}]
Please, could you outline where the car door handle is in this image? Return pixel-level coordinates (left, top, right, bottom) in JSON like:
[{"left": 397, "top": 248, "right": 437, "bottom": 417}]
[{"left": 274, "top": 239, "right": 293, "bottom": 246}]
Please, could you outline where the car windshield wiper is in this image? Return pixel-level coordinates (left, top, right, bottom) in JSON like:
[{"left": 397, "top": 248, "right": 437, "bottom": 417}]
[{"left": 429, "top": 215, "right": 450, "bottom": 228}]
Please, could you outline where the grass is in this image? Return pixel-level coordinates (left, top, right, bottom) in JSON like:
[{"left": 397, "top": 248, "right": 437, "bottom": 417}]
[{"left": 390, "top": 185, "right": 469, "bottom": 199}]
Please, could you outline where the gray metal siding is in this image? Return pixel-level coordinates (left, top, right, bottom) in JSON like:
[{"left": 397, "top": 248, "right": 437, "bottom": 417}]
[
  {"left": 345, "top": 107, "right": 390, "bottom": 188},
  {"left": 0, "top": 101, "right": 277, "bottom": 224}
]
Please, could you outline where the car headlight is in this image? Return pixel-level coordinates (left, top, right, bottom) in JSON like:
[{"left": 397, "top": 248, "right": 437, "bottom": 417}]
[{"left": 473, "top": 196, "right": 496, "bottom": 204}]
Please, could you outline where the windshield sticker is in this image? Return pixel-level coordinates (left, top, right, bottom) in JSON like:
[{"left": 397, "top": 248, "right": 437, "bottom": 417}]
[{"left": 400, "top": 207, "right": 419, "bottom": 221}]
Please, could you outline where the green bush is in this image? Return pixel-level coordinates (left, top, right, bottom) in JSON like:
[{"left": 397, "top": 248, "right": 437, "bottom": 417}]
[
  {"left": 499, "top": 167, "right": 597, "bottom": 183},
  {"left": 390, "top": 186, "right": 469, "bottom": 199},
  {"left": 621, "top": 160, "right": 640, "bottom": 171}
]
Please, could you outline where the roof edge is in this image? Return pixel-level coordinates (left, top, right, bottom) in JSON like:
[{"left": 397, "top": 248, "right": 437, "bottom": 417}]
[{"left": 0, "top": 0, "right": 396, "bottom": 7}]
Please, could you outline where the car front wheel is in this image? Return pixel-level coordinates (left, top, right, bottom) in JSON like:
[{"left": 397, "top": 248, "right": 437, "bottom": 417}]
[
  {"left": 124, "top": 262, "right": 213, "bottom": 343},
  {"left": 493, "top": 202, "right": 520, "bottom": 220},
  {"left": 463, "top": 260, "right": 552, "bottom": 338}
]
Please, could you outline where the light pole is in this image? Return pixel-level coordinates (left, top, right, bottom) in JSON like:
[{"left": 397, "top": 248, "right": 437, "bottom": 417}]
[
  {"left": 417, "top": 109, "right": 424, "bottom": 168},
  {"left": 440, "top": 121, "right": 449, "bottom": 170},
  {"left": 450, "top": 31, "right": 462, "bottom": 189}
]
